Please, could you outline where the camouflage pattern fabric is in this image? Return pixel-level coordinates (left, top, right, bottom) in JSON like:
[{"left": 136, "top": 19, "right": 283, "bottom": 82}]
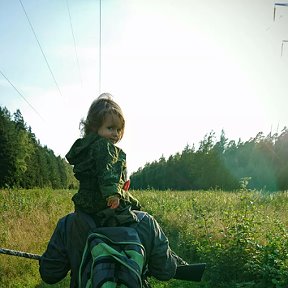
[{"left": 66, "top": 133, "right": 140, "bottom": 214}]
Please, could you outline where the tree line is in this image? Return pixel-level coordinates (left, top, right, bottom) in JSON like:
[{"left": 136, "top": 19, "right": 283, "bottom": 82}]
[
  {"left": 0, "top": 106, "right": 78, "bottom": 189},
  {"left": 130, "top": 128, "right": 288, "bottom": 191},
  {"left": 2, "top": 105, "right": 287, "bottom": 192}
]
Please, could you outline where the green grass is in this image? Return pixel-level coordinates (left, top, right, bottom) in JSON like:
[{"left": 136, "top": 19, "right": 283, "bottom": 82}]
[
  {"left": 0, "top": 188, "right": 287, "bottom": 287},
  {"left": 0, "top": 188, "right": 73, "bottom": 288}
]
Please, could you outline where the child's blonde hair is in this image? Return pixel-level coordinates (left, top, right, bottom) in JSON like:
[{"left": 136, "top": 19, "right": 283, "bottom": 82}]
[{"left": 80, "top": 93, "right": 125, "bottom": 139}]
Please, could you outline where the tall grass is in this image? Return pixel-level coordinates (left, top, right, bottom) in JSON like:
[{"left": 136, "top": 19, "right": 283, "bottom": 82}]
[
  {"left": 0, "top": 188, "right": 73, "bottom": 288},
  {"left": 136, "top": 189, "right": 288, "bottom": 288},
  {"left": 0, "top": 188, "right": 287, "bottom": 287}
]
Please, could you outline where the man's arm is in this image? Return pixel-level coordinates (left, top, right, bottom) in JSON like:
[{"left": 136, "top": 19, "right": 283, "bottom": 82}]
[
  {"left": 39, "top": 217, "right": 70, "bottom": 284},
  {"left": 137, "top": 214, "right": 177, "bottom": 281}
]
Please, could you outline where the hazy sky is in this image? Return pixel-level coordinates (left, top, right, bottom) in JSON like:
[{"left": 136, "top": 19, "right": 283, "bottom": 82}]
[{"left": 1, "top": 0, "right": 288, "bottom": 174}]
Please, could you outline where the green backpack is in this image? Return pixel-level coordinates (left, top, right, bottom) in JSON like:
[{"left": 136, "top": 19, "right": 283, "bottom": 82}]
[{"left": 78, "top": 213, "right": 146, "bottom": 288}]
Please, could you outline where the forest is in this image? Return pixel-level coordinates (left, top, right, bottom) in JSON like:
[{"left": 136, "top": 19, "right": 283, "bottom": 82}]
[
  {"left": 130, "top": 127, "right": 288, "bottom": 191},
  {"left": 1, "top": 105, "right": 288, "bottom": 192},
  {"left": 0, "top": 106, "right": 77, "bottom": 189}
]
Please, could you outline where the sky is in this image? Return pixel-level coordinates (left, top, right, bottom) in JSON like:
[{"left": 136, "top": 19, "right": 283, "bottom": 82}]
[{"left": 1, "top": 0, "right": 288, "bottom": 175}]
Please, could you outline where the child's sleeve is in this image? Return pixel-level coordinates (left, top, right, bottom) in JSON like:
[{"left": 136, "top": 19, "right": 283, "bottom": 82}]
[{"left": 92, "top": 139, "right": 126, "bottom": 200}]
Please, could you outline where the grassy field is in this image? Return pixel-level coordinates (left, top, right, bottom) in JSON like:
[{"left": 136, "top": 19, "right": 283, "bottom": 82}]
[{"left": 0, "top": 188, "right": 287, "bottom": 288}]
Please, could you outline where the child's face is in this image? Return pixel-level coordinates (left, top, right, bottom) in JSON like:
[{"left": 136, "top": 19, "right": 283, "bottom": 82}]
[{"left": 97, "top": 113, "right": 123, "bottom": 144}]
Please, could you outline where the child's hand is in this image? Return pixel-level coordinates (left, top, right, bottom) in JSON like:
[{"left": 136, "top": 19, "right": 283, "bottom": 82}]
[{"left": 106, "top": 195, "right": 120, "bottom": 209}]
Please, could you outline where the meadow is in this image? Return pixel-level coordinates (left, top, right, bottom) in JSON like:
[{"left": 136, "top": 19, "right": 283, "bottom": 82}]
[{"left": 0, "top": 188, "right": 287, "bottom": 288}]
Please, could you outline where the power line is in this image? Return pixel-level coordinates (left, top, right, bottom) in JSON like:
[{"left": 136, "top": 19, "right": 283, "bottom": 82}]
[
  {"left": 18, "top": 0, "right": 63, "bottom": 98},
  {"left": 66, "top": 0, "right": 83, "bottom": 87},
  {"left": 0, "top": 69, "right": 44, "bottom": 121}
]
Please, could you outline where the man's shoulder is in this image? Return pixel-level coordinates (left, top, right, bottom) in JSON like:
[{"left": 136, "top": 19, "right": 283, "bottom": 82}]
[
  {"left": 132, "top": 211, "right": 157, "bottom": 231},
  {"left": 55, "top": 213, "right": 77, "bottom": 232},
  {"left": 134, "top": 210, "right": 149, "bottom": 222},
  {"left": 57, "top": 212, "right": 88, "bottom": 231}
]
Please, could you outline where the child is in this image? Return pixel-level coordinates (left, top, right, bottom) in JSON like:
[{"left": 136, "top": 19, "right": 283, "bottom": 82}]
[{"left": 66, "top": 93, "right": 140, "bottom": 224}]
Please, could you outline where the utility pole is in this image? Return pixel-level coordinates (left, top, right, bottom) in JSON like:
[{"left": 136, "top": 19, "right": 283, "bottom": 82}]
[{"left": 273, "top": 3, "right": 288, "bottom": 56}]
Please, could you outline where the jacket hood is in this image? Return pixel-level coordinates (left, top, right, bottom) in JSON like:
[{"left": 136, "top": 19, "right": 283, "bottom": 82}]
[{"left": 66, "top": 133, "right": 99, "bottom": 165}]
